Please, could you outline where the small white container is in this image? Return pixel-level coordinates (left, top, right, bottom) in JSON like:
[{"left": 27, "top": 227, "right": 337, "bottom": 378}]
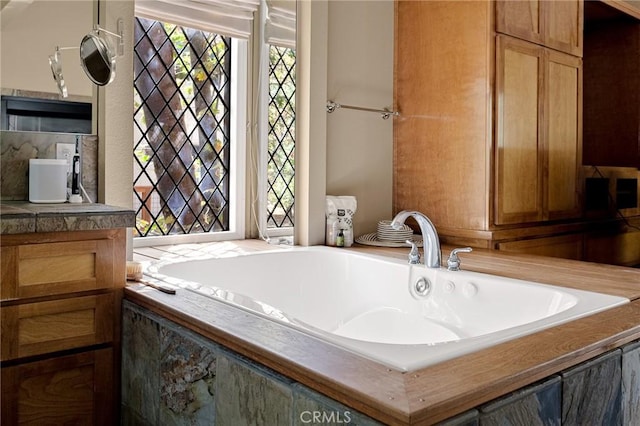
[{"left": 29, "top": 159, "right": 68, "bottom": 203}]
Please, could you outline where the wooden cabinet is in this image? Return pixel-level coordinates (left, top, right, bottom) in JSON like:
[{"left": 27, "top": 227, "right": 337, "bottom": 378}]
[
  {"left": 498, "top": 234, "right": 584, "bottom": 260},
  {"left": 0, "top": 229, "right": 125, "bottom": 425},
  {"left": 585, "top": 228, "right": 640, "bottom": 266},
  {"left": 496, "top": 0, "right": 583, "bottom": 55},
  {"left": 394, "top": 0, "right": 583, "bottom": 256},
  {"left": 1, "top": 349, "right": 115, "bottom": 426},
  {"left": 495, "top": 35, "right": 582, "bottom": 225}
]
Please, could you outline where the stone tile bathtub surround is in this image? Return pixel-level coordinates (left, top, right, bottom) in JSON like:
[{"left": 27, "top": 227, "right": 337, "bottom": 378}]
[
  {"left": 121, "top": 302, "right": 383, "bottom": 426},
  {"left": 622, "top": 341, "right": 640, "bottom": 425},
  {"left": 122, "top": 295, "right": 640, "bottom": 425},
  {"left": 561, "top": 350, "right": 622, "bottom": 425},
  {"left": 161, "top": 327, "right": 217, "bottom": 425},
  {"left": 0, "top": 130, "right": 98, "bottom": 202},
  {"left": 480, "top": 376, "right": 561, "bottom": 426}
]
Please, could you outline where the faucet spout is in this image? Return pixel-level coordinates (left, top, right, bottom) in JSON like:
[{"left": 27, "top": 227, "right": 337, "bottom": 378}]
[{"left": 391, "top": 210, "right": 441, "bottom": 268}]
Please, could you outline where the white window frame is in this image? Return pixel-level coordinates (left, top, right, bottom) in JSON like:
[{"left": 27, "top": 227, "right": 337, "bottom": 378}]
[
  {"left": 256, "top": 17, "right": 295, "bottom": 239},
  {"left": 133, "top": 38, "right": 248, "bottom": 248}
]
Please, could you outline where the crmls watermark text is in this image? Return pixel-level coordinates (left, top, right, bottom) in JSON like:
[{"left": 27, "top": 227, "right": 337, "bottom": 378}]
[{"left": 299, "top": 410, "right": 352, "bottom": 424}]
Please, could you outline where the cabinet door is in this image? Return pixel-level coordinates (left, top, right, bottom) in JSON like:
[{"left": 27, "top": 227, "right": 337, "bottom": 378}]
[
  {"left": 1, "top": 348, "right": 115, "bottom": 425},
  {"left": 496, "top": 36, "right": 582, "bottom": 225},
  {"left": 496, "top": 0, "right": 544, "bottom": 46},
  {"left": 496, "top": 0, "right": 583, "bottom": 56},
  {"left": 544, "top": 0, "right": 583, "bottom": 56},
  {"left": 495, "top": 36, "right": 545, "bottom": 225},
  {"left": 545, "top": 50, "right": 582, "bottom": 220}
]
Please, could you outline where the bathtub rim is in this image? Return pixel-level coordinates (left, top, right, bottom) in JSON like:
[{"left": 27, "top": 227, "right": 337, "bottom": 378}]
[{"left": 144, "top": 245, "right": 628, "bottom": 372}]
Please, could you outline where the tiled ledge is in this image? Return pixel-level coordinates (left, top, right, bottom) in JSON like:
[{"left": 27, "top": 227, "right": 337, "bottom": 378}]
[{"left": 0, "top": 201, "right": 135, "bottom": 234}]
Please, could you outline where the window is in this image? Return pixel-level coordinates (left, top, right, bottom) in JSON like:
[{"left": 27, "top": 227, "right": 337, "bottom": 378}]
[
  {"left": 266, "top": 45, "right": 296, "bottom": 230},
  {"left": 132, "top": 0, "right": 295, "bottom": 244},
  {"left": 133, "top": 18, "right": 235, "bottom": 238}
]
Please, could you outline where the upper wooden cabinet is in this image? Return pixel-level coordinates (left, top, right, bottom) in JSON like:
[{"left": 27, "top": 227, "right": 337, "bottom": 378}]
[
  {"left": 496, "top": 0, "right": 583, "bottom": 56},
  {"left": 394, "top": 0, "right": 583, "bottom": 247},
  {"left": 495, "top": 36, "right": 582, "bottom": 225}
]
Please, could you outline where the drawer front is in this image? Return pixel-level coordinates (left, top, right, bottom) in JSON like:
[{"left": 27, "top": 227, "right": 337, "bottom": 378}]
[
  {"left": 1, "top": 238, "right": 114, "bottom": 300},
  {"left": 1, "top": 348, "right": 115, "bottom": 426},
  {"left": 1, "top": 293, "right": 114, "bottom": 361}
]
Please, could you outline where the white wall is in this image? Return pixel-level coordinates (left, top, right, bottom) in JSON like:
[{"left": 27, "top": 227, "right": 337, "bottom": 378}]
[
  {"left": 1, "top": 0, "right": 94, "bottom": 97},
  {"left": 326, "top": 0, "right": 395, "bottom": 236}
]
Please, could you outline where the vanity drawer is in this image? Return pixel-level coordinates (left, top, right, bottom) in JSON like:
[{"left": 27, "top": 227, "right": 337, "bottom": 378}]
[
  {"left": 1, "top": 293, "right": 114, "bottom": 361},
  {"left": 1, "top": 238, "right": 115, "bottom": 301},
  {"left": 1, "top": 348, "right": 115, "bottom": 426}
]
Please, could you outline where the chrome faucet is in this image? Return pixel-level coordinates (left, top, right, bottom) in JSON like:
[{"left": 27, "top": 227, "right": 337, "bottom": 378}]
[
  {"left": 391, "top": 210, "right": 441, "bottom": 268},
  {"left": 447, "top": 247, "right": 473, "bottom": 271}
]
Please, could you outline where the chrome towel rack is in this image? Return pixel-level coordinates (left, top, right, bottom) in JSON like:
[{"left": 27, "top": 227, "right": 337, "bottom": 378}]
[{"left": 326, "top": 100, "right": 399, "bottom": 120}]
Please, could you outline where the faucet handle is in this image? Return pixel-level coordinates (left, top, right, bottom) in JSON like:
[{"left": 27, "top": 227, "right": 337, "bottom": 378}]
[
  {"left": 447, "top": 247, "right": 473, "bottom": 271},
  {"left": 405, "top": 239, "right": 421, "bottom": 264}
]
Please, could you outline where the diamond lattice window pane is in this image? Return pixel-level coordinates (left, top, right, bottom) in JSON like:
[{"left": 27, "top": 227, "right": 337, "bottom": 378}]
[
  {"left": 133, "top": 17, "right": 231, "bottom": 237},
  {"left": 267, "top": 45, "right": 296, "bottom": 229}
]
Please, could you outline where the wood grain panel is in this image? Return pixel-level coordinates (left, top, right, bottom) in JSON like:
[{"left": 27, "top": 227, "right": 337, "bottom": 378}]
[
  {"left": 20, "top": 253, "right": 96, "bottom": 285},
  {"left": 546, "top": 50, "right": 582, "bottom": 219},
  {"left": 394, "top": 0, "right": 493, "bottom": 231},
  {"left": 496, "top": 0, "right": 544, "bottom": 45},
  {"left": 586, "top": 230, "right": 640, "bottom": 266},
  {"left": 496, "top": 0, "right": 582, "bottom": 56},
  {"left": 498, "top": 234, "right": 584, "bottom": 260},
  {"left": 545, "top": 0, "right": 583, "bottom": 56},
  {"left": 18, "top": 241, "right": 97, "bottom": 284},
  {"left": 2, "top": 238, "right": 115, "bottom": 300},
  {"left": 1, "top": 247, "right": 17, "bottom": 300},
  {"left": 1, "top": 349, "right": 115, "bottom": 426},
  {"left": 495, "top": 35, "right": 544, "bottom": 224},
  {"left": 1, "top": 293, "right": 114, "bottom": 361}
]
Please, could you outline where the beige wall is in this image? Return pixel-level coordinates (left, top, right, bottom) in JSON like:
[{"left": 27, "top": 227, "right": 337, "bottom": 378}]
[
  {"left": 97, "top": 0, "right": 134, "bottom": 210},
  {"left": 326, "top": 0, "right": 395, "bottom": 236},
  {"left": 1, "top": 0, "right": 94, "bottom": 97}
]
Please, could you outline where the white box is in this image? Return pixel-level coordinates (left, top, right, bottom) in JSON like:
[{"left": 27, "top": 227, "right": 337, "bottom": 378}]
[{"left": 29, "top": 159, "right": 68, "bottom": 203}]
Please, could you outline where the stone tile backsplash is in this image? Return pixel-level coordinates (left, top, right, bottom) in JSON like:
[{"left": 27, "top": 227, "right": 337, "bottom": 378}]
[{"left": 0, "top": 130, "right": 97, "bottom": 202}]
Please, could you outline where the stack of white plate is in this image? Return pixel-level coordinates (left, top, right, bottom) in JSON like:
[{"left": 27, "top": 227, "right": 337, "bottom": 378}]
[{"left": 376, "top": 220, "right": 413, "bottom": 242}]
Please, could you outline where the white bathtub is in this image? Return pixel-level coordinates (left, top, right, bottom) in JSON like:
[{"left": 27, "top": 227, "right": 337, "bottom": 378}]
[{"left": 148, "top": 246, "right": 628, "bottom": 371}]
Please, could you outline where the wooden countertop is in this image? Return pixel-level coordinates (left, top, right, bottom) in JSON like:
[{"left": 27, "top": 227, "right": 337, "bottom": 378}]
[{"left": 126, "top": 240, "right": 640, "bottom": 425}]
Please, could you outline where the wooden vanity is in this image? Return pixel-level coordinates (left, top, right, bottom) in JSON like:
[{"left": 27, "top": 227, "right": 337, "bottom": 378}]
[{"left": 0, "top": 202, "right": 134, "bottom": 425}]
